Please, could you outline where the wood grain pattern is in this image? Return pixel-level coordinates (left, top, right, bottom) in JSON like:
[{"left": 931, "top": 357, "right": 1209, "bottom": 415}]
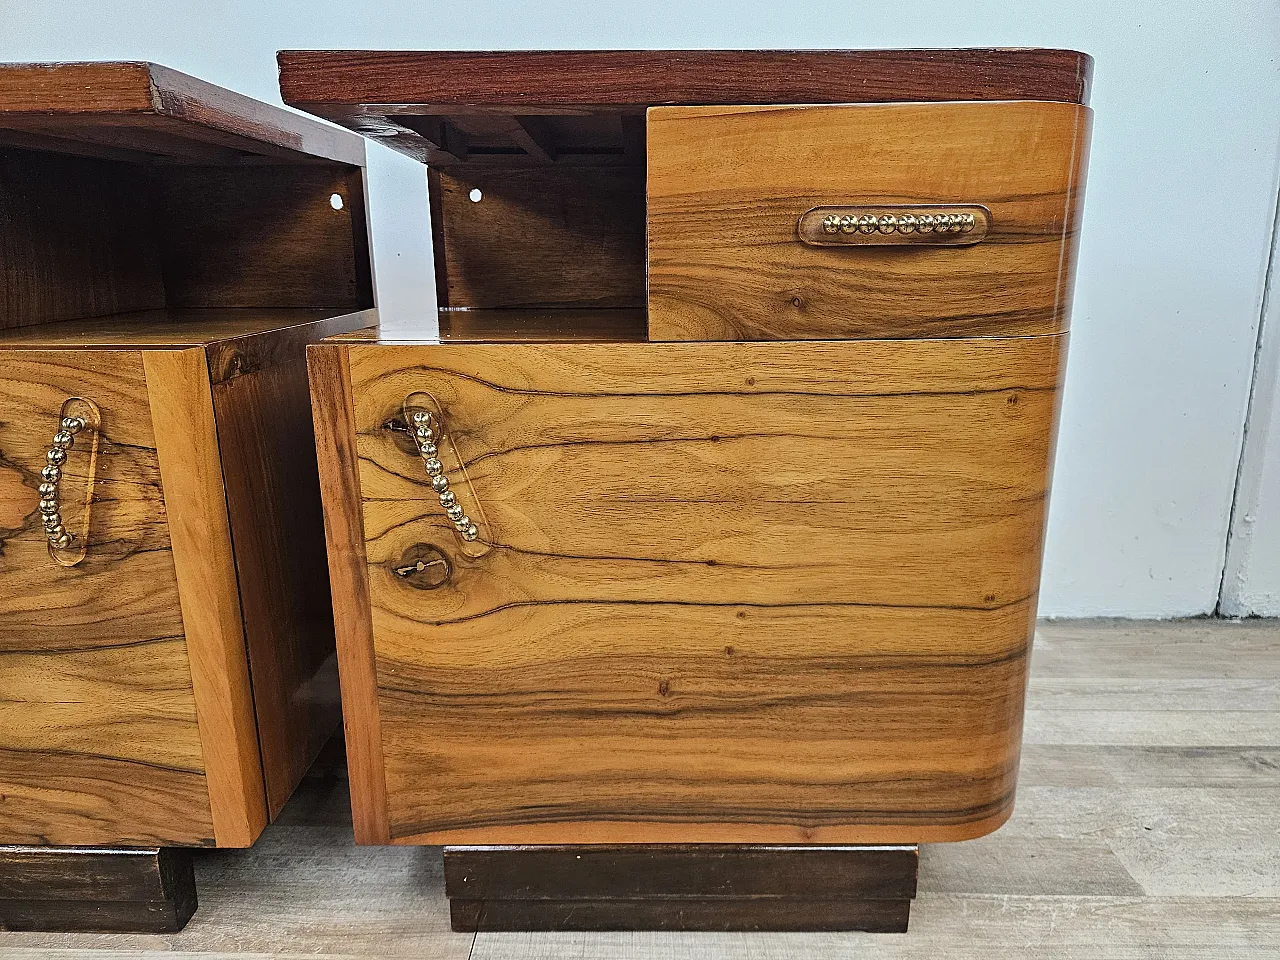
[
  {"left": 2, "top": 149, "right": 371, "bottom": 333},
  {"left": 0, "top": 62, "right": 374, "bottom": 853},
  {"left": 0, "top": 148, "right": 165, "bottom": 329},
  {"left": 212, "top": 356, "right": 339, "bottom": 819},
  {"left": 344, "top": 334, "right": 1066, "bottom": 844},
  {"left": 2, "top": 619, "right": 1271, "bottom": 957},
  {"left": 444, "top": 844, "right": 919, "bottom": 899},
  {"left": 0, "top": 61, "right": 364, "bottom": 166},
  {"left": 0, "top": 350, "right": 214, "bottom": 847},
  {"left": 439, "top": 308, "right": 648, "bottom": 342},
  {"left": 0, "top": 846, "right": 196, "bottom": 933},
  {"left": 0, "top": 307, "right": 363, "bottom": 348},
  {"left": 278, "top": 50, "right": 1092, "bottom": 164},
  {"left": 0, "top": 316, "right": 371, "bottom": 847},
  {"left": 432, "top": 165, "right": 644, "bottom": 309},
  {"left": 308, "top": 344, "right": 390, "bottom": 844},
  {"left": 2, "top": 62, "right": 372, "bottom": 335},
  {"left": 210, "top": 312, "right": 368, "bottom": 818},
  {"left": 328, "top": 309, "right": 647, "bottom": 344},
  {"left": 277, "top": 49, "right": 1093, "bottom": 106},
  {"left": 648, "top": 101, "right": 1092, "bottom": 341},
  {"left": 145, "top": 349, "right": 266, "bottom": 848},
  {"left": 151, "top": 165, "right": 373, "bottom": 311}
]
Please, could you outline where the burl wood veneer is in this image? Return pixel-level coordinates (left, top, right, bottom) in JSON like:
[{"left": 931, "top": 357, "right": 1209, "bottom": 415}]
[
  {"left": 0, "top": 63, "right": 375, "bottom": 929},
  {"left": 287, "top": 49, "right": 1092, "bottom": 932}
]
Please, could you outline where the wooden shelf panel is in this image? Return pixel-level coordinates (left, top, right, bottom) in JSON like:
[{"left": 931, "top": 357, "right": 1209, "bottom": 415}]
[
  {"left": 0, "top": 62, "right": 364, "bottom": 167},
  {"left": 330, "top": 308, "right": 648, "bottom": 344},
  {"left": 0, "top": 308, "right": 375, "bottom": 349}
]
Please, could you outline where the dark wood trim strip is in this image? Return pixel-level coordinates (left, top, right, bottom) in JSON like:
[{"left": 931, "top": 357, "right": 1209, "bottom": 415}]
[
  {"left": 278, "top": 49, "right": 1092, "bottom": 112},
  {"left": 450, "top": 896, "right": 912, "bottom": 933}
]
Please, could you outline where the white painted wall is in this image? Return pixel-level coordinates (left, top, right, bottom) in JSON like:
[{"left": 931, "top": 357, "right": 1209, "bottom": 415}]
[
  {"left": 1222, "top": 212, "right": 1280, "bottom": 617},
  {"left": 4, "top": 0, "right": 1279, "bottom": 617}
]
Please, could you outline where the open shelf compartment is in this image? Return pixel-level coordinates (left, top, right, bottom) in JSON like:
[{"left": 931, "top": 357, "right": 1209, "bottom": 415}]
[{"left": 0, "top": 62, "right": 374, "bottom": 341}]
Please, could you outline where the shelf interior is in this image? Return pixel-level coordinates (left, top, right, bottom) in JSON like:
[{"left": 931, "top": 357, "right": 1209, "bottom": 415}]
[{"left": 1, "top": 144, "right": 373, "bottom": 333}]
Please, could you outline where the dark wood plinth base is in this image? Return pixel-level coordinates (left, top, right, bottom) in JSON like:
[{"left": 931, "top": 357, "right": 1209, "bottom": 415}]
[
  {"left": 444, "top": 844, "right": 918, "bottom": 933},
  {"left": 0, "top": 847, "right": 197, "bottom": 933}
]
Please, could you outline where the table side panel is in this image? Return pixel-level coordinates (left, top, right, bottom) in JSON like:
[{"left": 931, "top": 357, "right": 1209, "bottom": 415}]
[
  {"left": 145, "top": 348, "right": 267, "bottom": 848},
  {"left": 210, "top": 316, "right": 369, "bottom": 820},
  {"left": 308, "top": 343, "right": 390, "bottom": 843}
]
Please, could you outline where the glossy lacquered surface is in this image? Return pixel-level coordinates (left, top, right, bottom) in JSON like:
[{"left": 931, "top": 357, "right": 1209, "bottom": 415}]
[
  {"left": 0, "top": 312, "right": 371, "bottom": 848},
  {"left": 0, "top": 59, "right": 376, "bottom": 858},
  {"left": 277, "top": 49, "right": 1091, "bottom": 166},
  {"left": 0, "top": 350, "right": 212, "bottom": 846},
  {"left": 648, "top": 101, "right": 1091, "bottom": 341},
  {"left": 313, "top": 333, "right": 1066, "bottom": 845},
  {"left": 296, "top": 49, "right": 1091, "bottom": 860}
]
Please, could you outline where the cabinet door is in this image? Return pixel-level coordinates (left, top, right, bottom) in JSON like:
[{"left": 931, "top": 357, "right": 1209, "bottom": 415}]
[
  {"left": 340, "top": 334, "right": 1065, "bottom": 844},
  {"left": 647, "top": 101, "right": 1091, "bottom": 341},
  {"left": 0, "top": 350, "right": 214, "bottom": 846}
]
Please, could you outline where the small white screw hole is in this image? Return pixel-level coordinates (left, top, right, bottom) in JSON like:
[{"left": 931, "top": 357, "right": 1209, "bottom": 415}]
[
  {"left": 329, "top": 193, "right": 344, "bottom": 210},
  {"left": 469, "top": 188, "right": 483, "bottom": 203}
]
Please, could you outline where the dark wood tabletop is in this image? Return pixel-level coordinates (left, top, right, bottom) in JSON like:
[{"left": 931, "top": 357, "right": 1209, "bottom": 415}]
[
  {"left": 0, "top": 61, "right": 365, "bottom": 166},
  {"left": 278, "top": 48, "right": 1091, "bottom": 108},
  {"left": 276, "top": 49, "right": 1091, "bottom": 165}
]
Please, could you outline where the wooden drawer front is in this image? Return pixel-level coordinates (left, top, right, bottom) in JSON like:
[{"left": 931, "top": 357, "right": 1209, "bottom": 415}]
[
  {"left": 0, "top": 350, "right": 213, "bottom": 846},
  {"left": 647, "top": 101, "right": 1091, "bottom": 341},
  {"left": 344, "top": 334, "right": 1065, "bottom": 844}
]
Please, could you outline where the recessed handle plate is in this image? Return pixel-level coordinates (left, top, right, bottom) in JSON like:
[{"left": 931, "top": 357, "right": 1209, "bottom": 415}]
[{"left": 797, "top": 205, "right": 990, "bottom": 247}]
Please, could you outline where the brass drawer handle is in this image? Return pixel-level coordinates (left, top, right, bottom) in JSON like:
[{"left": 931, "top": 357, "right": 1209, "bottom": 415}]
[
  {"left": 408, "top": 408, "right": 480, "bottom": 543},
  {"left": 797, "top": 205, "right": 990, "bottom": 247},
  {"left": 39, "top": 397, "right": 101, "bottom": 567}
]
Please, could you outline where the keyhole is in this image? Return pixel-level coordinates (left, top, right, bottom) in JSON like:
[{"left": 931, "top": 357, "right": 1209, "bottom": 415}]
[{"left": 393, "top": 543, "right": 452, "bottom": 589}]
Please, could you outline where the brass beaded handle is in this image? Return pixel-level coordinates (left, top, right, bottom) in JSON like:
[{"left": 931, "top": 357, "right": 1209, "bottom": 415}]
[
  {"left": 797, "top": 204, "right": 990, "bottom": 247},
  {"left": 409, "top": 409, "right": 480, "bottom": 543},
  {"left": 38, "top": 397, "right": 101, "bottom": 567},
  {"left": 822, "top": 211, "right": 976, "bottom": 235},
  {"left": 38, "top": 415, "right": 86, "bottom": 552}
]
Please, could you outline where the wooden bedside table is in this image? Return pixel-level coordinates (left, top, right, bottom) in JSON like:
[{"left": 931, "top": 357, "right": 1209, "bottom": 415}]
[
  {"left": 0, "top": 61, "right": 375, "bottom": 931},
  {"left": 282, "top": 48, "right": 1093, "bottom": 933}
]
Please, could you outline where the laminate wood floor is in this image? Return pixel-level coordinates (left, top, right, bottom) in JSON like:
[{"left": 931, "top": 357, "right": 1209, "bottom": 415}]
[{"left": 4, "top": 618, "right": 1278, "bottom": 958}]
